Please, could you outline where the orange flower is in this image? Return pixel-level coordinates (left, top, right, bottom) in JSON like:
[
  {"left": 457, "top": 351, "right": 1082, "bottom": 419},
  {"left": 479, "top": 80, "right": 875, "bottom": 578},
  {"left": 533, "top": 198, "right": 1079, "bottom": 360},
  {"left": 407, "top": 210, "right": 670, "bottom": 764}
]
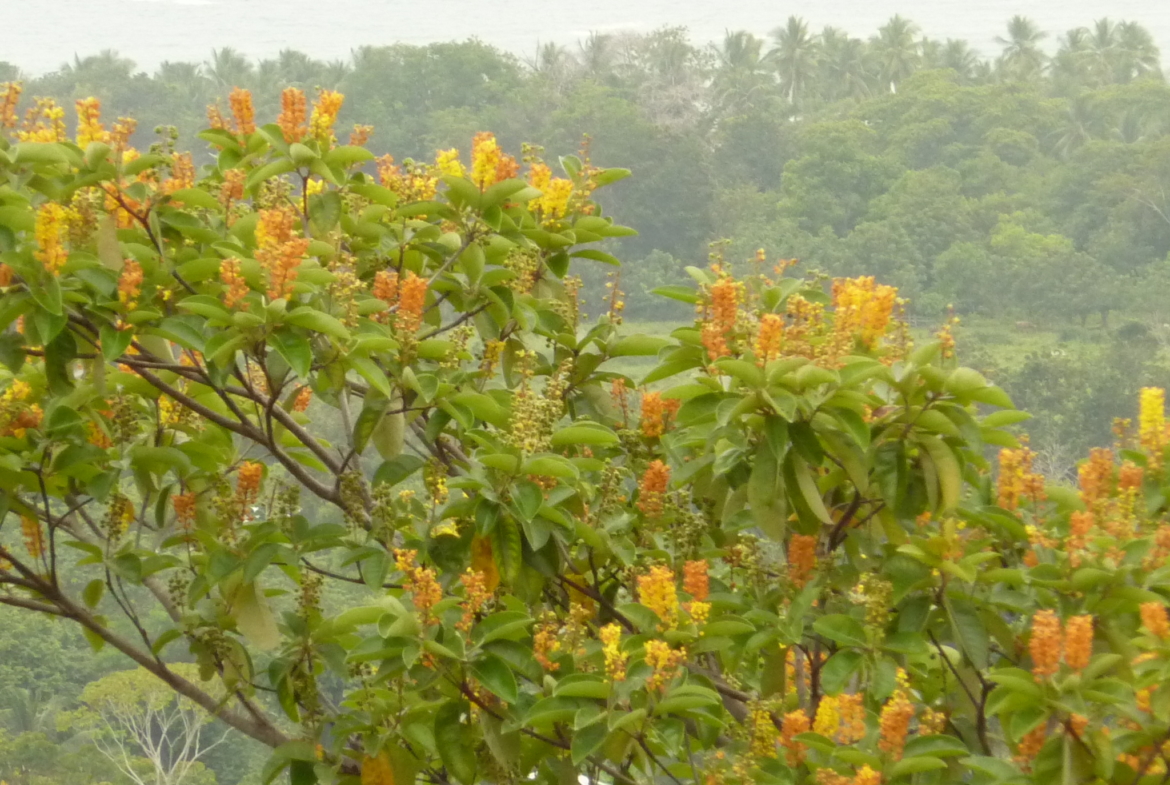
[
  {"left": 637, "top": 460, "right": 670, "bottom": 517},
  {"left": 533, "top": 614, "right": 562, "bottom": 671},
  {"left": 396, "top": 272, "right": 427, "bottom": 334},
  {"left": 1118, "top": 461, "right": 1144, "bottom": 490},
  {"left": 1064, "top": 615, "right": 1093, "bottom": 673},
  {"left": 229, "top": 87, "right": 255, "bottom": 136},
  {"left": 1141, "top": 602, "right": 1170, "bottom": 639},
  {"left": 854, "top": 766, "right": 881, "bottom": 785},
  {"left": 309, "top": 89, "right": 344, "bottom": 146},
  {"left": 75, "top": 97, "right": 108, "bottom": 146},
  {"left": 1014, "top": 724, "right": 1047, "bottom": 770},
  {"left": 470, "top": 132, "right": 514, "bottom": 189},
  {"left": 394, "top": 549, "right": 443, "bottom": 624},
  {"left": 164, "top": 152, "right": 195, "bottom": 194},
  {"left": 997, "top": 446, "right": 1045, "bottom": 511},
  {"left": 277, "top": 87, "right": 307, "bottom": 143},
  {"left": 837, "top": 693, "right": 866, "bottom": 744},
  {"left": 207, "top": 102, "right": 227, "bottom": 130},
  {"left": 877, "top": 691, "right": 914, "bottom": 760},
  {"left": 754, "top": 313, "right": 784, "bottom": 365},
  {"left": 236, "top": 461, "right": 264, "bottom": 509},
  {"left": 458, "top": 568, "right": 492, "bottom": 632},
  {"left": 639, "top": 391, "right": 680, "bottom": 438},
  {"left": 220, "top": 258, "right": 249, "bottom": 308},
  {"left": 173, "top": 491, "right": 197, "bottom": 528},
  {"left": 110, "top": 117, "right": 136, "bottom": 154},
  {"left": 349, "top": 124, "right": 373, "bottom": 146},
  {"left": 637, "top": 564, "right": 679, "bottom": 629},
  {"left": 683, "top": 560, "right": 709, "bottom": 602},
  {"left": 117, "top": 259, "right": 144, "bottom": 311},
  {"left": 788, "top": 534, "right": 817, "bottom": 588},
  {"left": 263, "top": 238, "right": 309, "bottom": 301},
  {"left": 1078, "top": 449, "right": 1114, "bottom": 509},
  {"left": 219, "top": 168, "right": 246, "bottom": 210},
  {"left": 292, "top": 387, "right": 313, "bottom": 413},
  {"left": 780, "top": 710, "right": 811, "bottom": 766},
  {"left": 1029, "top": 609, "right": 1062, "bottom": 678}
]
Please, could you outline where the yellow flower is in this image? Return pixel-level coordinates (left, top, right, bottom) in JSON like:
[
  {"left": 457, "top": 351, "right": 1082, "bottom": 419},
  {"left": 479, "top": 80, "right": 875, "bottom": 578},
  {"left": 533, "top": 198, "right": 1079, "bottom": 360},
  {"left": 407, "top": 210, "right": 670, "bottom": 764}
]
[
  {"left": 309, "top": 89, "right": 344, "bottom": 146},
  {"left": 600, "top": 622, "right": 627, "bottom": 681},
  {"left": 1141, "top": 387, "right": 1167, "bottom": 467},
  {"left": 75, "top": 97, "right": 108, "bottom": 146},
  {"left": 34, "top": 202, "right": 72, "bottom": 274},
  {"left": 637, "top": 564, "right": 679, "bottom": 629},
  {"left": 643, "top": 639, "right": 683, "bottom": 692},
  {"left": 435, "top": 148, "right": 465, "bottom": 178},
  {"left": 813, "top": 695, "right": 840, "bottom": 738}
]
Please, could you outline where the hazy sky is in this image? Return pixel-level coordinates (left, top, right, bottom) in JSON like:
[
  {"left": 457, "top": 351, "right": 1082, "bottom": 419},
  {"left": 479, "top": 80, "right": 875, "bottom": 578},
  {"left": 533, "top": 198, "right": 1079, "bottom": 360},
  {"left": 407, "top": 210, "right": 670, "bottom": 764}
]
[{"left": 1, "top": 0, "right": 1167, "bottom": 75}]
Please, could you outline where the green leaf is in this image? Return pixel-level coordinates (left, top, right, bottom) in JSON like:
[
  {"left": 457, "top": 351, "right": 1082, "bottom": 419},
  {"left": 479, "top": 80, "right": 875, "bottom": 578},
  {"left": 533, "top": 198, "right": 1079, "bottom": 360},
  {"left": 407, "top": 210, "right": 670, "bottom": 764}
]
[
  {"left": 945, "top": 596, "right": 989, "bottom": 669},
  {"left": 168, "top": 188, "right": 223, "bottom": 211},
  {"left": 609, "top": 334, "right": 670, "bottom": 357},
  {"left": 269, "top": 330, "right": 312, "bottom": 378},
  {"left": 549, "top": 424, "right": 619, "bottom": 448},
  {"left": 471, "top": 654, "right": 519, "bottom": 704},
  {"left": 100, "top": 324, "right": 134, "bottom": 362},
  {"left": 434, "top": 701, "right": 477, "bottom": 785},
  {"left": 491, "top": 518, "right": 522, "bottom": 584},
  {"left": 570, "top": 720, "right": 608, "bottom": 765},
  {"left": 887, "top": 756, "right": 948, "bottom": 779},
  {"left": 902, "top": 735, "right": 970, "bottom": 758},
  {"left": 812, "top": 615, "right": 867, "bottom": 648},
  {"left": 820, "top": 650, "right": 864, "bottom": 694},
  {"left": 285, "top": 307, "right": 350, "bottom": 341}
]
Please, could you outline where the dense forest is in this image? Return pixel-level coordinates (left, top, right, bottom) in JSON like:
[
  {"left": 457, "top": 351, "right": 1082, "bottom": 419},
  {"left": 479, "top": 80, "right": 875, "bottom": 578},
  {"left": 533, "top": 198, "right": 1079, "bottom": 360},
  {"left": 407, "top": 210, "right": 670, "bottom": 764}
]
[{"left": 2, "top": 15, "right": 1170, "bottom": 784}]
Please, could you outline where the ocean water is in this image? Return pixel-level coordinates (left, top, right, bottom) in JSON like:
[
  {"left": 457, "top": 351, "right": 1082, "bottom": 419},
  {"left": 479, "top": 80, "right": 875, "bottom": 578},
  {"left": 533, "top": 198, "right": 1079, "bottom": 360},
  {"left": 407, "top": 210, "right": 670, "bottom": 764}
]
[{"left": 1, "top": 0, "right": 1167, "bottom": 76}]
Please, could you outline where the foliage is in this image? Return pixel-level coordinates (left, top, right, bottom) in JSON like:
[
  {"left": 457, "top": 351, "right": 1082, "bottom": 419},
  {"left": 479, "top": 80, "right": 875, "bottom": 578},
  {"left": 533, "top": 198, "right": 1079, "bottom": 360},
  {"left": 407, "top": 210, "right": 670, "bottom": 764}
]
[{"left": 3, "top": 86, "right": 1170, "bottom": 785}]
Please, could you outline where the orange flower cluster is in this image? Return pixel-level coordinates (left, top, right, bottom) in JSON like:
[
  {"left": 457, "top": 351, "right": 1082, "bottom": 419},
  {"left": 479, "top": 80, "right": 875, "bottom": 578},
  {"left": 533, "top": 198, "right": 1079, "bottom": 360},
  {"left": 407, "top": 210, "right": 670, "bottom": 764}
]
[
  {"left": 643, "top": 639, "right": 684, "bottom": 692},
  {"left": 527, "top": 161, "right": 574, "bottom": 220},
  {"left": 117, "top": 259, "right": 144, "bottom": 312},
  {"left": 292, "top": 387, "right": 313, "bottom": 413},
  {"left": 837, "top": 693, "right": 867, "bottom": 744},
  {"left": 877, "top": 690, "right": 914, "bottom": 760},
  {"left": 683, "top": 560, "right": 709, "bottom": 601},
  {"left": 21, "top": 515, "right": 43, "bottom": 559},
  {"left": 754, "top": 313, "right": 784, "bottom": 365},
  {"left": 637, "top": 564, "right": 680, "bottom": 629},
  {"left": 173, "top": 491, "right": 197, "bottom": 528},
  {"left": 788, "top": 534, "right": 817, "bottom": 588},
  {"left": 110, "top": 117, "right": 136, "bottom": 154},
  {"left": 1140, "top": 387, "right": 1167, "bottom": 469},
  {"left": 1029, "top": 609, "right": 1063, "bottom": 678},
  {"left": 1119, "top": 461, "right": 1144, "bottom": 490},
  {"left": 1078, "top": 448, "right": 1113, "bottom": 509},
  {"left": 309, "top": 89, "right": 344, "bottom": 146},
  {"left": 0, "top": 380, "right": 43, "bottom": 439},
  {"left": 377, "top": 155, "right": 439, "bottom": 202},
  {"left": 229, "top": 87, "right": 255, "bottom": 136},
  {"left": 457, "top": 568, "right": 492, "bottom": 632},
  {"left": 1014, "top": 724, "right": 1047, "bottom": 770},
  {"left": 164, "top": 152, "right": 195, "bottom": 194},
  {"left": 220, "top": 258, "right": 249, "bottom": 308},
  {"left": 470, "top": 132, "right": 518, "bottom": 189},
  {"left": 1064, "top": 615, "right": 1094, "bottom": 672},
  {"left": 700, "top": 268, "right": 742, "bottom": 363},
  {"left": 832, "top": 276, "right": 897, "bottom": 352},
  {"left": 75, "top": 97, "right": 108, "bottom": 146},
  {"left": 236, "top": 461, "right": 264, "bottom": 510},
  {"left": 637, "top": 460, "right": 670, "bottom": 517},
  {"left": 780, "top": 710, "right": 811, "bottom": 766},
  {"left": 1067, "top": 511, "right": 1094, "bottom": 567},
  {"left": 35, "top": 202, "right": 72, "bottom": 275},
  {"left": 396, "top": 272, "right": 428, "bottom": 334},
  {"left": 0, "top": 82, "right": 21, "bottom": 129},
  {"left": 1141, "top": 602, "right": 1170, "bottom": 639},
  {"left": 348, "top": 124, "right": 373, "bottom": 146},
  {"left": 639, "top": 391, "right": 680, "bottom": 438},
  {"left": 207, "top": 103, "right": 227, "bottom": 130},
  {"left": 393, "top": 549, "right": 443, "bottom": 625},
  {"left": 996, "top": 445, "right": 1045, "bottom": 511},
  {"left": 255, "top": 208, "right": 308, "bottom": 301},
  {"left": 277, "top": 87, "right": 307, "bottom": 143}
]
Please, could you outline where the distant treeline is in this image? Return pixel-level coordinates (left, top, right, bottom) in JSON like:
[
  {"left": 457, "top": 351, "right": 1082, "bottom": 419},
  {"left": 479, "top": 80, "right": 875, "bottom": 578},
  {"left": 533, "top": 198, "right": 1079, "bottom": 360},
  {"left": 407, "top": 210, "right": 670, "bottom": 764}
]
[{"left": 2, "top": 16, "right": 1168, "bottom": 317}]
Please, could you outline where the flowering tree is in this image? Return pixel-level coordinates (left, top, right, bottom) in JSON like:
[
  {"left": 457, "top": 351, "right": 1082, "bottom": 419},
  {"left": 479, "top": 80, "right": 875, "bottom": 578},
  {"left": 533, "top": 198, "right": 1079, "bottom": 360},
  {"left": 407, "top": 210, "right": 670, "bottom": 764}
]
[{"left": 0, "top": 83, "right": 1169, "bottom": 785}]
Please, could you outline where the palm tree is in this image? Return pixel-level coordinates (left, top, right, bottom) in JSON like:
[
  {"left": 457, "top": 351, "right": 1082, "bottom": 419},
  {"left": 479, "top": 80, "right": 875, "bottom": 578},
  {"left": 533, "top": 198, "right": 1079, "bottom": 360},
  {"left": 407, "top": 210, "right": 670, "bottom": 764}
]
[
  {"left": 869, "top": 15, "right": 921, "bottom": 92},
  {"left": 940, "top": 39, "right": 983, "bottom": 83},
  {"left": 710, "top": 31, "right": 773, "bottom": 113},
  {"left": 1115, "top": 21, "right": 1161, "bottom": 82},
  {"left": 155, "top": 61, "right": 211, "bottom": 104},
  {"left": 1051, "top": 28, "right": 1094, "bottom": 90},
  {"left": 577, "top": 32, "right": 618, "bottom": 82},
  {"left": 276, "top": 49, "right": 324, "bottom": 89},
  {"left": 817, "top": 27, "right": 871, "bottom": 101},
  {"left": 768, "top": 16, "right": 820, "bottom": 107},
  {"left": 996, "top": 16, "right": 1047, "bottom": 81},
  {"left": 1050, "top": 94, "right": 1104, "bottom": 158},
  {"left": 205, "top": 47, "right": 254, "bottom": 90}
]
